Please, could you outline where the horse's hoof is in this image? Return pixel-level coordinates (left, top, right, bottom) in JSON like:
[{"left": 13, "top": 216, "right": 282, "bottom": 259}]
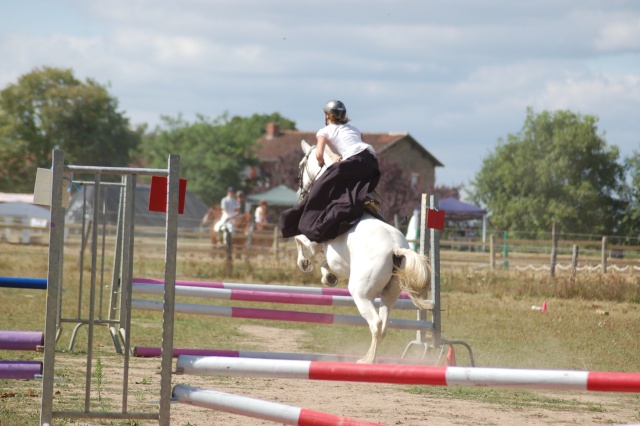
[
  {"left": 325, "top": 273, "right": 338, "bottom": 287},
  {"left": 299, "top": 259, "right": 312, "bottom": 272}
]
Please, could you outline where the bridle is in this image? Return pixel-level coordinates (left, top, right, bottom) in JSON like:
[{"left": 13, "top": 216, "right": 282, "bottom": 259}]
[{"left": 298, "top": 146, "right": 324, "bottom": 201}]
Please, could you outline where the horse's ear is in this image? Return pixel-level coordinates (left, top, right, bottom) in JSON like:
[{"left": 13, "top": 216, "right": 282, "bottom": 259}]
[{"left": 301, "top": 139, "right": 312, "bottom": 154}]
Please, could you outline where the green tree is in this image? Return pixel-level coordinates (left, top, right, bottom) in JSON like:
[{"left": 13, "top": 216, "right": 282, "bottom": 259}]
[
  {"left": 470, "top": 108, "right": 625, "bottom": 236},
  {"left": 140, "top": 112, "right": 295, "bottom": 206},
  {"left": 619, "top": 150, "right": 640, "bottom": 237},
  {"left": 0, "top": 67, "right": 141, "bottom": 192}
]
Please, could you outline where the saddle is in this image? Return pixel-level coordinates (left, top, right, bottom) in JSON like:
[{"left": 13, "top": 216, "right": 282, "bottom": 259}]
[{"left": 363, "top": 195, "right": 386, "bottom": 222}]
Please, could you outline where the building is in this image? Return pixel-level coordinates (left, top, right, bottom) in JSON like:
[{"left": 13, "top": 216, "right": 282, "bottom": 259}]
[{"left": 255, "top": 123, "right": 443, "bottom": 197}]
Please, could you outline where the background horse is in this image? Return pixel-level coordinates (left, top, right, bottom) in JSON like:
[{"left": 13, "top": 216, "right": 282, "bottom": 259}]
[
  {"left": 201, "top": 205, "right": 223, "bottom": 245},
  {"left": 201, "top": 205, "right": 251, "bottom": 246},
  {"left": 294, "top": 140, "right": 431, "bottom": 363}
]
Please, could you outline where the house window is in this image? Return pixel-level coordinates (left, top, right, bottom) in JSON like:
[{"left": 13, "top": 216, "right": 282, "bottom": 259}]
[{"left": 410, "top": 172, "right": 420, "bottom": 189}]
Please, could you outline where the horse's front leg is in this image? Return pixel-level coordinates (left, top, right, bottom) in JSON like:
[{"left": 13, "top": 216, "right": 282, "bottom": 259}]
[
  {"left": 209, "top": 225, "right": 217, "bottom": 246},
  {"left": 295, "top": 239, "right": 314, "bottom": 273},
  {"left": 296, "top": 251, "right": 314, "bottom": 273}
]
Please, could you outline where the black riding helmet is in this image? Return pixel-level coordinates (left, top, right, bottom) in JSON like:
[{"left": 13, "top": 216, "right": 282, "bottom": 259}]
[{"left": 323, "top": 100, "right": 347, "bottom": 120}]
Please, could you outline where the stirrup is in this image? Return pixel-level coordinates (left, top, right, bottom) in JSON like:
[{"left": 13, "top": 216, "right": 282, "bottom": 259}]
[
  {"left": 363, "top": 196, "right": 384, "bottom": 221},
  {"left": 364, "top": 197, "right": 380, "bottom": 210}
]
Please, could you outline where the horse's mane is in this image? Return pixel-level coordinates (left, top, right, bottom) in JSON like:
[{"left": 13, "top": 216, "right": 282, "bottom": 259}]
[
  {"left": 323, "top": 145, "right": 340, "bottom": 164},
  {"left": 300, "top": 139, "right": 340, "bottom": 167}
]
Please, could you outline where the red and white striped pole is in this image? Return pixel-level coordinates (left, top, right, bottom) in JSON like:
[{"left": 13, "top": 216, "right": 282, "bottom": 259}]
[
  {"left": 176, "top": 356, "right": 640, "bottom": 393},
  {"left": 172, "top": 385, "right": 384, "bottom": 426}
]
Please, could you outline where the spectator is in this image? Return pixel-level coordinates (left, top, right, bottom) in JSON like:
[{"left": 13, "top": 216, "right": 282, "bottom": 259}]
[
  {"left": 255, "top": 200, "right": 269, "bottom": 231},
  {"left": 235, "top": 190, "right": 251, "bottom": 232}
]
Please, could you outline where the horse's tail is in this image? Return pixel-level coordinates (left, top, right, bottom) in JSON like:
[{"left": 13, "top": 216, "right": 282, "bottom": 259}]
[{"left": 393, "top": 247, "right": 432, "bottom": 310}]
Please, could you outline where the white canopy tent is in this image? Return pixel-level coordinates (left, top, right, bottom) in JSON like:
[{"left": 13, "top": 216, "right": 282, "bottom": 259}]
[{"left": 0, "top": 201, "right": 50, "bottom": 243}]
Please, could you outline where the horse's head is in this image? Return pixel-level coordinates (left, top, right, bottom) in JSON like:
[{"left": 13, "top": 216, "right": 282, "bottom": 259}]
[{"left": 297, "top": 140, "right": 337, "bottom": 202}]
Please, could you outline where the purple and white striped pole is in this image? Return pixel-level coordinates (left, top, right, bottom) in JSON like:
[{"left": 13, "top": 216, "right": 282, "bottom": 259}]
[
  {"left": 172, "top": 385, "right": 383, "bottom": 426},
  {"left": 0, "top": 361, "right": 43, "bottom": 380},
  {"left": 0, "top": 330, "right": 44, "bottom": 351}
]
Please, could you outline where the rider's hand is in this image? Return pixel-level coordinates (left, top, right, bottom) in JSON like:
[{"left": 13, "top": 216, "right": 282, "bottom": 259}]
[{"left": 317, "top": 158, "right": 324, "bottom": 167}]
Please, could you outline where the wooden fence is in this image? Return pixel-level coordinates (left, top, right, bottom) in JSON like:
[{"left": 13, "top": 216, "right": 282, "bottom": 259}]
[{"left": 1, "top": 223, "right": 638, "bottom": 275}]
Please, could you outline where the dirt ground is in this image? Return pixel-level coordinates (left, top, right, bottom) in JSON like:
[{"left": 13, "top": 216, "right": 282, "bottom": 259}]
[{"left": 81, "top": 325, "right": 639, "bottom": 426}]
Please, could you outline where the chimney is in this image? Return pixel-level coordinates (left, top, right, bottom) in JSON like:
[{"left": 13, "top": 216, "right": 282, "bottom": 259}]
[{"left": 265, "top": 122, "right": 280, "bottom": 139}]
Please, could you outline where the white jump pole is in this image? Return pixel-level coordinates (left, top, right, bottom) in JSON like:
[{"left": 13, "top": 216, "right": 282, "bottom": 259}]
[
  {"left": 172, "top": 385, "right": 383, "bottom": 426},
  {"left": 175, "top": 356, "right": 640, "bottom": 393},
  {"left": 133, "top": 346, "right": 419, "bottom": 364}
]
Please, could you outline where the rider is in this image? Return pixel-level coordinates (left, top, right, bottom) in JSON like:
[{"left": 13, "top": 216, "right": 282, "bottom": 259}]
[
  {"left": 214, "top": 187, "right": 240, "bottom": 233},
  {"left": 221, "top": 187, "right": 240, "bottom": 218},
  {"left": 280, "top": 100, "right": 380, "bottom": 243}
]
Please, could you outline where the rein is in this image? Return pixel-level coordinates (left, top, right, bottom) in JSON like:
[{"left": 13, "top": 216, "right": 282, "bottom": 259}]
[{"left": 298, "top": 146, "right": 324, "bottom": 201}]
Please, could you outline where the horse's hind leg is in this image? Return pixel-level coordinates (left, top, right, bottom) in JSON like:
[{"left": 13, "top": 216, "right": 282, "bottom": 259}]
[
  {"left": 320, "top": 260, "right": 338, "bottom": 287},
  {"left": 350, "top": 288, "right": 383, "bottom": 364},
  {"left": 379, "top": 278, "right": 402, "bottom": 341}
]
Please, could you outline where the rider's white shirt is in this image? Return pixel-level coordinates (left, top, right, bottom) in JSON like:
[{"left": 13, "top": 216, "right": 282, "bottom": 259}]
[
  {"left": 220, "top": 195, "right": 240, "bottom": 217},
  {"left": 316, "top": 123, "right": 375, "bottom": 159}
]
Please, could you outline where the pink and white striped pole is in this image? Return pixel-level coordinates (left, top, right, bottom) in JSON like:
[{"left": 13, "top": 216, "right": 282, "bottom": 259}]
[
  {"left": 176, "top": 356, "right": 640, "bottom": 393},
  {"left": 132, "top": 299, "right": 433, "bottom": 331},
  {"left": 133, "top": 277, "right": 413, "bottom": 300},
  {"left": 172, "top": 385, "right": 384, "bottom": 426},
  {"left": 132, "top": 283, "right": 417, "bottom": 309}
]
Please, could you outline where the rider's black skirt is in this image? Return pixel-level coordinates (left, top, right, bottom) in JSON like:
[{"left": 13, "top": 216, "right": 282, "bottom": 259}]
[{"left": 279, "top": 149, "right": 380, "bottom": 243}]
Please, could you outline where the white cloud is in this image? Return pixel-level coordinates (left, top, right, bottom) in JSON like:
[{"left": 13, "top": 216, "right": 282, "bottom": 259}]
[
  {"left": 537, "top": 74, "right": 640, "bottom": 112},
  {"left": 112, "top": 30, "right": 208, "bottom": 65},
  {"left": 595, "top": 15, "right": 640, "bottom": 51},
  {"left": 1, "top": 0, "right": 639, "bottom": 189}
]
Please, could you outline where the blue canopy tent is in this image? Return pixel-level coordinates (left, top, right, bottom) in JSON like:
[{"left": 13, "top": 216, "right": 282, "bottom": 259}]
[
  {"left": 406, "top": 197, "right": 487, "bottom": 250},
  {"left": 438, "top": 197, "right": 488, "bottom": 244}
]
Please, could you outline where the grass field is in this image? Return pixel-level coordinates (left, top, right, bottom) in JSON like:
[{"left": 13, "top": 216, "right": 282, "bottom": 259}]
[{"left": 1, "top": 241, "right": 640, "bottom": 425}]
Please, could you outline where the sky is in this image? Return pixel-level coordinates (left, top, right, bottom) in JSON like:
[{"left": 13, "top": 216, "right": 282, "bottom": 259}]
[{"left": 1, "top": 0, "right": 639, "bottom": 191}]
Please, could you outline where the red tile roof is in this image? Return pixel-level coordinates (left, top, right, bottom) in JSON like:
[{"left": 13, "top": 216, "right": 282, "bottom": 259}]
[{"left": 255, "top": 127, "right": 442, "bottom": 166}]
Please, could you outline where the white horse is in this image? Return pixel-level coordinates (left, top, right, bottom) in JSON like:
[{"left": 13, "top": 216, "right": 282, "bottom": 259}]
[
  {"left": 293, "top": 140, "right": 431, "bottom": 364},
  {"left": 213, "top": 212, "right": 234, "bottom": 244}
]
